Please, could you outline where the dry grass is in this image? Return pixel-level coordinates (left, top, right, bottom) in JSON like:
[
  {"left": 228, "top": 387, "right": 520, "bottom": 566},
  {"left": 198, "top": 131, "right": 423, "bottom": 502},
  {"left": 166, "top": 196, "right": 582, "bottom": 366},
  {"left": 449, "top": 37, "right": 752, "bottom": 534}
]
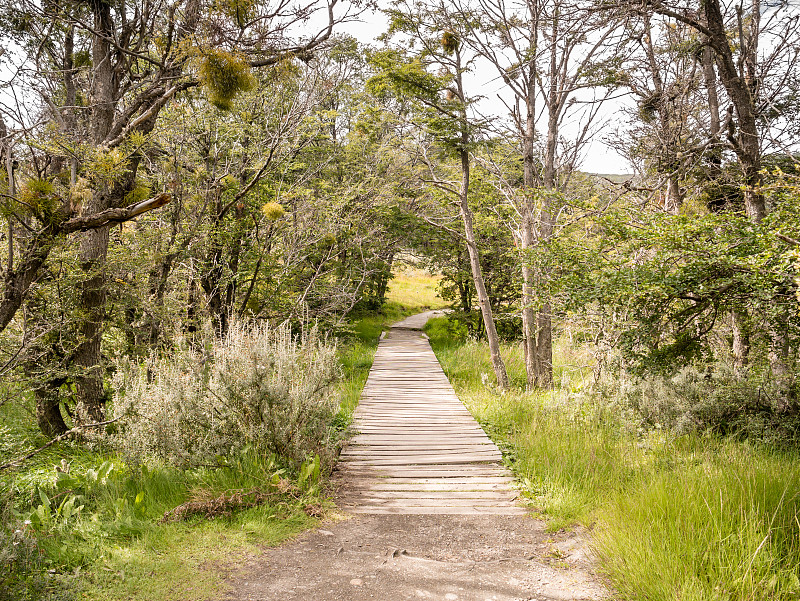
[{"left": 385, "top": 265, "right": 447, "bottom": 311}]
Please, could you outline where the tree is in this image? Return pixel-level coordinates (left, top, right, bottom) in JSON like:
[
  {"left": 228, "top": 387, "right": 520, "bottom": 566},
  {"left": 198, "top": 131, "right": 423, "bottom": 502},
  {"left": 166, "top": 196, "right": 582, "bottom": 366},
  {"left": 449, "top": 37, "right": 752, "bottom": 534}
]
[
  {"left": 370, "top": 0, "right": 510, "bottom": 388},
  {"left": 0, "top": 0, "right": 346, "bottom": 427},
  {"left": 455, "top": 0, "right": 625, "bottom": 388}
]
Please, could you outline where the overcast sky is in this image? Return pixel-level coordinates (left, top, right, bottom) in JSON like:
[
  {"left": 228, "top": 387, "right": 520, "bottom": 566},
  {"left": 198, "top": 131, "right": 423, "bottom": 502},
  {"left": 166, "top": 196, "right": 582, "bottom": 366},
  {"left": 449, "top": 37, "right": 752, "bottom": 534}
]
[{"left": 341, "top": 6, "right": 633, "bottom": 175}]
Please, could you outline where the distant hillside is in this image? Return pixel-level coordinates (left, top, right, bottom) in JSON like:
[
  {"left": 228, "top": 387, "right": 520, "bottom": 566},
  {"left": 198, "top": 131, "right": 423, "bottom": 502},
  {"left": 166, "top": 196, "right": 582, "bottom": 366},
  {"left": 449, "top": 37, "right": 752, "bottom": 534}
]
[{"left": 590, "top": 173, "right": 634, "bottom": 183}]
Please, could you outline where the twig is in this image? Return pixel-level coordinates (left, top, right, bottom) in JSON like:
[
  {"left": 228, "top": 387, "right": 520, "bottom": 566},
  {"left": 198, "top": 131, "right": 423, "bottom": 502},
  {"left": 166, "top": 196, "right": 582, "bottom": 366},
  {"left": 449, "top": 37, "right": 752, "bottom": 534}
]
[
  {"left": 776, "top": 233, "right": 800, "bottom": 246},
  {"left": 0, "top": 417, "right": 121, "bottom": 472}
]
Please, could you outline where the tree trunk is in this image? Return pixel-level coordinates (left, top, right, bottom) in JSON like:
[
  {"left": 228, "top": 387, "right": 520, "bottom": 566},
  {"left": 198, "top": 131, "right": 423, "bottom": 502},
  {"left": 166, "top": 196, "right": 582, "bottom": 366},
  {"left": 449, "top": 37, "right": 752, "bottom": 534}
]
[
  {"left": 459, "top": 149, "right": 509, "bottom": 390},
  {"left": 73, "top": 0, "right": 115, "bottom": 424},
  {"left": 534, "top": 22, "right": 560, "bottom": 391},
  {"left": 703, "top": 0, "right": 764, "bottom": 221},
  {"left": 33, "top": 385, "right": 68, "bottom": 438},
  {"left": 520, "top": 60, "right": 539, "bottom": 391},
  {"left": 731, "top": 310, "right": 750, "bottom": 369},
  {"left": 664, "top": 175, "right": 681, "bottom": 214}
]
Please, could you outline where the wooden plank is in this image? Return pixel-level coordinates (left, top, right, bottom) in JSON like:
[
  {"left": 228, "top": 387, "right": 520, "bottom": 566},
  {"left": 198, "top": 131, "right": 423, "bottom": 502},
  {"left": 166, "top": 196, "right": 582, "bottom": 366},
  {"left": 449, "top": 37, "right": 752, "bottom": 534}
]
[
  {"left": 346, "top": 506, "right": 527, "bottom": 516},
  {"left": 336, "top": 319, "right": 524, "bottom": 516},
  {"left": 342, "top": 490, "right": 517, "bottom": 500}
]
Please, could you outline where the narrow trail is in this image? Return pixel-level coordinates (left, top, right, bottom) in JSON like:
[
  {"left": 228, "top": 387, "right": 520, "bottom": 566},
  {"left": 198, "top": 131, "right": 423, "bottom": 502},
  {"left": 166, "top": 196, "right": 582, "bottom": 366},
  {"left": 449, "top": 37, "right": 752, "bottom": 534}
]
[
  {"left": 223, "top": 312, "right": 607, "bottom": 601},
  {"left": 336, "top": 310, "right": 523, "bottom": 515}
]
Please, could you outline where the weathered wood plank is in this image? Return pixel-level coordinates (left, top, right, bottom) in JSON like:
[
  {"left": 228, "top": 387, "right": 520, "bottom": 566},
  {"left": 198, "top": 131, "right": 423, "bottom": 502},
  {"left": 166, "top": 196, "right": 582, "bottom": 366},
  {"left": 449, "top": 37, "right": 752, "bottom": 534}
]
[{"left": 336, "top": 322, "right": 524, "bottom": 516}]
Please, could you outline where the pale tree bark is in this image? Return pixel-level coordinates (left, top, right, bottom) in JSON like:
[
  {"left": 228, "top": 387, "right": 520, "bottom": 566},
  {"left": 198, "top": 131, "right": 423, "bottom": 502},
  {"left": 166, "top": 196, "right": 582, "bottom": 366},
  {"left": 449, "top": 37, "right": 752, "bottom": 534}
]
[
  {"left": 459, "top": 149, "right": 510, "bottom": 390},
  {"left": 452, "top": 45, "right": 510, "bottom": 390},
  {"left": 458, "top": 0, "right": 620, "bottom": 389},
  {"left": 519, "top": 12, "right": 539, "bottom": 391}
]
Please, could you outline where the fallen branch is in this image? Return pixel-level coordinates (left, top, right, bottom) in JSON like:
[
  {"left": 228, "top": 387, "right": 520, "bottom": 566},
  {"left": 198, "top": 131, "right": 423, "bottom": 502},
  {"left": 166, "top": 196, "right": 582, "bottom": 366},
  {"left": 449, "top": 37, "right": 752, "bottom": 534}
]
[
  {"left": 777, "top": 233, "right": 800, "bottom": 247},
  {"left": 159, "top": 488, "right": 290, "bottom": 523},
  {"left": 0, "top": 417, "right": 122, "bottom": 472}
]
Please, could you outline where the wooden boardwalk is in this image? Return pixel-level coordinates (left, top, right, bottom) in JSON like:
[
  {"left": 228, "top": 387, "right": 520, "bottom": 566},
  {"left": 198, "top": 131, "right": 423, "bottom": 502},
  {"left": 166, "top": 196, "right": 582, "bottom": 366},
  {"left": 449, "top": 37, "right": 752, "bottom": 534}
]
[{"left": 336, "top": 312, "right": 525, "bottom": 515}]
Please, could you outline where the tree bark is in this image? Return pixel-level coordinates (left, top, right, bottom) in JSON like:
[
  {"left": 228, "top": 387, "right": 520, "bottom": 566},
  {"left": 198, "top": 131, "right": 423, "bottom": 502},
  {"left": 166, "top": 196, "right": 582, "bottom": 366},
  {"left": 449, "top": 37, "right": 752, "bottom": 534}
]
[
  {"left": 73, "top": 0, "right": 116, "bottom": 424},
  {"left": 702, "top": 0, "right": 764, "bottom": 221},
  {"left": 731, "top": 310, "right": 750, "bottom": 370},
  {"left": 520, "top": 49, "right": 539, "bottom": 391},
  {"left": 459, "top": 147, "right": 509, "bottom": 390}
]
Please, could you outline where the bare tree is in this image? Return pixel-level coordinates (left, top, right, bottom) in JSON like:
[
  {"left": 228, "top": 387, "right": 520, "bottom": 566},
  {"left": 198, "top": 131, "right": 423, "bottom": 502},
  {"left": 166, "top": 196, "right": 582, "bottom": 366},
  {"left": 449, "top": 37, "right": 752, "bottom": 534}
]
[
  {"left": 455, "top": 0, "right": 625, "bottom": 389},
  {"left": 375, "top": 0, "right": 511, "bottom": 389}
]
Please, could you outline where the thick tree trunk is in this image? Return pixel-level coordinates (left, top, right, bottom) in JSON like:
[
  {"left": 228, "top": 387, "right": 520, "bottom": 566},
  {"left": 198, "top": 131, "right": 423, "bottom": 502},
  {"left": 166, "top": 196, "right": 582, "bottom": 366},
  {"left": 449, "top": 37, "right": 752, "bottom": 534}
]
[
  {"left": 73, "top": 0, "right": 115, "bottom": 424},
  {"left": 33, "top": 385, "right": 68, "bottom": 438},
  {"left": 664, "top": 175, "right": 681, "bottom": 214}
]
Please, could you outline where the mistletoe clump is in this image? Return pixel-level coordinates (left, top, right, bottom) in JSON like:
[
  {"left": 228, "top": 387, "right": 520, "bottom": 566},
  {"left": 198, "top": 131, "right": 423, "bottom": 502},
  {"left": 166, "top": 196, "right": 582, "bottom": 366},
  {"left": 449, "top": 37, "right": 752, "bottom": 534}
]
[{"left": 198, "top": 48, "right": 254, "bottom": 111}]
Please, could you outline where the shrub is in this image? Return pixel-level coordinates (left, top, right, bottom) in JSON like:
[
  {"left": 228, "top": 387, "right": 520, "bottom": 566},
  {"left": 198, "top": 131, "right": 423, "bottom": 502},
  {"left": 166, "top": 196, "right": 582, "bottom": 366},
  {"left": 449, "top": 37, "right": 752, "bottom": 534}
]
[
  {"left": 616, "top": 362, "right": 800, "bottom": 445},
  {"left": 113, "top": 322, "right": 341, "bottom": 469}
]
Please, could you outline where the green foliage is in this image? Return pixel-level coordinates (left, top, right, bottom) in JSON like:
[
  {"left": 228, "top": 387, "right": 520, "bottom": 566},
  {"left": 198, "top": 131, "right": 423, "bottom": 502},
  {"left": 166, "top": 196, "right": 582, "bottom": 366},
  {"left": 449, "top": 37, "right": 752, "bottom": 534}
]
[
  {"left": 20, "top": 178, "right": 59, "bottom": 222},
  {"left": 616, "top": 363, "right": 800, "bottom": 443},
  {"left": 211, "top": 0, "right": 256, "bottom": 27},
  {"left": 198, "top": 49, "right": 254, "bottom": 110},
  {"left": 424, "top": 315, "right": 468, "bottom": 346},
  {"left": 553, "top": 192, "right": 799, "bottom": 376},
  {"left": 432, "top": 331, "right": 800, "bottom": 601}
]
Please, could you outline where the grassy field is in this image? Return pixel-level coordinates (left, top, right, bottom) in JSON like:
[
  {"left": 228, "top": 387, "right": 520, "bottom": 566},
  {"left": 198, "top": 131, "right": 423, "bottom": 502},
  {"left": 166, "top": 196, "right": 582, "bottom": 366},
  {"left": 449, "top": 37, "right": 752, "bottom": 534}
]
[
  {"left": 424, "top": 316, "right": 800, "bottom": 601},
  {"left": 385, "top": 264, "right": 448, "bottom": 313}
]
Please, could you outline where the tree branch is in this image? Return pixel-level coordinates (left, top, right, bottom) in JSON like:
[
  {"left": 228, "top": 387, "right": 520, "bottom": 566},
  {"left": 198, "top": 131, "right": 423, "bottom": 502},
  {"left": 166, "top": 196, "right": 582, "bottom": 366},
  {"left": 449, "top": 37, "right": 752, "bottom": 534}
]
[
  {"left": 0, "top": 417, "right": 121, "bottom": 472},
  {"left": 61, "top": 193, "right": 172, "bottom": 233}
]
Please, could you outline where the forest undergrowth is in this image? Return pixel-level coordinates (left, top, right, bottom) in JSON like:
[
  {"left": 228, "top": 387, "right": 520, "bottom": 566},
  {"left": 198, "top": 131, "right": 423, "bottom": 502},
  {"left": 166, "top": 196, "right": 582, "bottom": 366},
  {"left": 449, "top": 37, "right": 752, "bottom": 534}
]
[
  {"left": 425, "top": 316, "right": 800, "bottom": 601},
  {"left": 0, "top": 270, "right": 443, "bottom": 601}
]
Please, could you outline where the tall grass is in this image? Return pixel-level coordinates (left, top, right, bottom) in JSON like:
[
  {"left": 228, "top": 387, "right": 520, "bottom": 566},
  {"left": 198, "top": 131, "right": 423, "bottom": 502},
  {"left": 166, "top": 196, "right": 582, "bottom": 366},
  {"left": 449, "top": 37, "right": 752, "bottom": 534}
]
[{"left": 425, "top": 315, "right": 800, "bottom": 601}]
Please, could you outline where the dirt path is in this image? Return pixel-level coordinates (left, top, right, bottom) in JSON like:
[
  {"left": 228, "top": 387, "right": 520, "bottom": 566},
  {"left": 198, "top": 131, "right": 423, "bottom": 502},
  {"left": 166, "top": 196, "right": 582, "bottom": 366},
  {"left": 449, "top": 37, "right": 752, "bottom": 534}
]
[{"left": 223, "top": 312, "right": 607, "bottom": 601}]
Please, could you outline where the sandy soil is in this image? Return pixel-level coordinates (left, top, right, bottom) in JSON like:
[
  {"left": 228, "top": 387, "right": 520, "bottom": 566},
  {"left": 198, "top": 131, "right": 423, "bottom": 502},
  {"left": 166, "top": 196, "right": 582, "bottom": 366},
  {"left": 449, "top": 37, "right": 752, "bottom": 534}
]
[{"left": 222, "top": 512, "right": 607, "bottom": 601}]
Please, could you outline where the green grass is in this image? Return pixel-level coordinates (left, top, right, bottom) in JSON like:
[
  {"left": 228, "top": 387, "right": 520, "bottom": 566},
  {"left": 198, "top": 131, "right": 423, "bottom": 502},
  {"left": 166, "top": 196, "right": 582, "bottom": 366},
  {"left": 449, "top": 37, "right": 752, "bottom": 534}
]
[
  {"left": 0, "top": 266, "right": 444, "bottom": 601},
  {"left": 0, "top": 430, "right": 319, "bottom": 601},
  {"left": 425, "top": 315, "right": 800, "bottom": 601}
]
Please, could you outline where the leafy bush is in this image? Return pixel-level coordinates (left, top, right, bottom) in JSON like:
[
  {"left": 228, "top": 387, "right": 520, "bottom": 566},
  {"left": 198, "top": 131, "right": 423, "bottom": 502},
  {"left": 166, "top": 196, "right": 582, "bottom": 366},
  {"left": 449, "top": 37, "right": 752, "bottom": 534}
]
[
  {"left": 617, "top": 362, "right": 800, "bottom": 444},
  {"left": 113, "top": 322, "right": 341, "bottom": 469}
]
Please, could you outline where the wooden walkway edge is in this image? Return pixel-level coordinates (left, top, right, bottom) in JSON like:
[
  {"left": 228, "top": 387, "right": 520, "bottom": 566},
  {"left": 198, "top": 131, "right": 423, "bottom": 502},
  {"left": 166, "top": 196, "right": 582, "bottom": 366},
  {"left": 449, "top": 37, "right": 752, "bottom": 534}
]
[{"left": 336, "top": 311, "right": 525, "bottom": 515}]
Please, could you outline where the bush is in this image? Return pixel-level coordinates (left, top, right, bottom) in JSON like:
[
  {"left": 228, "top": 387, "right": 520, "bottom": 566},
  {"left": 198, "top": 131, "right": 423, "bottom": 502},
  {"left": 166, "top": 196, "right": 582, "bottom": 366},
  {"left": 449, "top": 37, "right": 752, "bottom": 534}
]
[
  {"left": 113, "top": 322, "right": 341, "bottom": 469},
  {"left": 618, "top": 362, "right": 800, "bottom": 445}
]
